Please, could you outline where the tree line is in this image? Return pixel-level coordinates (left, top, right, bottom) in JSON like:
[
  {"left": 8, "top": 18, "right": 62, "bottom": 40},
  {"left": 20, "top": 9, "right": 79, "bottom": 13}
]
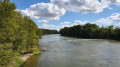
[
  {"left": 42, "top": 29, "right": 58, "bottom": 34},
  {"left": 0, "top": 0, "right": 42, "bottom": 67},
  {"left": 59, "top": 23, "right": 120, "bottom": 40}
]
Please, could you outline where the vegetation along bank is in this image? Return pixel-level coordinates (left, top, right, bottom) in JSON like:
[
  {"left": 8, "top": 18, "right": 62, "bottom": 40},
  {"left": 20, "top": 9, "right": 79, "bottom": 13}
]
[
  {"left": 0, "top": 0, "right": 59, "bottom": 67},
  {"left": 0, "top": 0, "right": 42, "bottom": 67},
  {"left": 59, "top": 23, "right": 120, "bottom": 40}
]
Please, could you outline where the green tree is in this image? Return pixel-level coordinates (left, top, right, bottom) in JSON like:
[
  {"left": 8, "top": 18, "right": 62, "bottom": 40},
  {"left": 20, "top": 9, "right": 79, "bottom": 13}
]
[
  {"left": 0, "top": 0, "right": 42, "bottom": 66},
  {"left": 59, "top": 23, "right": 120, "bottom": 40}
]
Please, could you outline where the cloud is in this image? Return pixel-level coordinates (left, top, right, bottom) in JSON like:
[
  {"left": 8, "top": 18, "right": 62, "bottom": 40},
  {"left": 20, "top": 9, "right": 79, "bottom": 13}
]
[
  {"left": 110, "top": 13, "right": 120, "bottom": 21},
  {"left": 37, "top": 20, "right": 49, "bottom": 23},
  {"left": 61, "top": 22, "right": 71, "bottom": 24},
  {"left": 96, "top": 18, "right": 112, "bottom": 25},
  {"left": 39, "top": 23, "right": 56, "bottom": 29},
  {"left": 95, "top": 13, "right": 120, "bottom": 25},
  {"left": 38, "top": 13, "right": 120, "bottom": 30},
  {"left": 50, "top": 0, "right": 120, "bottom": 13},
  {"left": 59, "top": 22, "right": 71, "bottom": 29},
  {"left": 20, "top": 3, "right": 65, "bottom": 20},
  {"left": 51, "top": 0, "right": 110, "bottom": 13},
  {"left": 18, "top": 0, "right": 120, "bottom": 20},
  {"left": 73, "top": 20, "right": 87, "bottom": 25},
  {"left": 60, "top": 13, "right": 120, "bottom": 28},
  {"left": 59, "top": 20, "right": 87, "bottom": 29},
  {"left": 110, "top": 0, "right": 120, "bottom": 5},
  {"left": 108, "top": 7, "right": 113, "bottom": 10}
]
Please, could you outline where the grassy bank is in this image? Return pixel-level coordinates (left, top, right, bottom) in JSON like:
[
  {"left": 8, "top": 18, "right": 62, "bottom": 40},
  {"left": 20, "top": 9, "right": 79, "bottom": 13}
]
[
  {"left": 4, "top": 49, "right": 42, "bottom": 67},
  {"left": 33, "top": 50, "right": 42, "bottom": 55},
  {"left": 5, "top": 57, "right": 23, "bottom": 67}
]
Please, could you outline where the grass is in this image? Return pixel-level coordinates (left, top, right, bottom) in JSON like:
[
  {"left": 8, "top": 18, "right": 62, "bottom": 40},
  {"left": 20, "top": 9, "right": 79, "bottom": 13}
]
[
  {"left": 6, "top": 57, "right": 23, "bottom": 67},
  {"left": 15, "top": 57, "right": 23, "bottom": 67},
  {"left": 33, "top": 50, "right": 42, "bottom": 55},
  {"left": 3, "top": 48, "right": 42, "bottom": 67}
]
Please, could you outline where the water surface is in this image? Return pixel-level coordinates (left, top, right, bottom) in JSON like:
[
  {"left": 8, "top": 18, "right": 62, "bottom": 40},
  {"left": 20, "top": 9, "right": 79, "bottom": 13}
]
[{"left": 23, "top": 34, "right": 120, "bottom": 67}]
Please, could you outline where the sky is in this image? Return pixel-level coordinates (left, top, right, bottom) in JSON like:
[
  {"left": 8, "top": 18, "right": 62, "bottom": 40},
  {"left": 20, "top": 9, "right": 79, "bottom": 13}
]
[{"left": 10, "top": 0, "right": 120, "bottom": 30}]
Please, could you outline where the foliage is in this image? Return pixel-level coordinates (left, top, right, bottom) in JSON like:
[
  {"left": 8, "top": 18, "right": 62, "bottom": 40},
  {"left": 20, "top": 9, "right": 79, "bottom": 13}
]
[
  {"left": 59, "top": 23, "right": 120, "bottom": 40},
  {"left": 0, "top": 0, "right": 42, "bottom": 66},
  {"left": 33, "top": 50, "right": 42, "bottom": 55},
  {"left": 42, "top": 29, "right": 58, "bottom": 34},
  {"left": 5, "top": 57, "right": 23, "bottom": 67},
  {"left": 14, "top": 57, "right": 24, "bottom": 67},
  {"left": 0, "top": 43, "right": 15, "bottom": 67},
  {"left": 32, "top": 46, "right": 42, "bottom": 55},
  {"left": 36, "top": 28, "right": 42, "bottom": 38}
]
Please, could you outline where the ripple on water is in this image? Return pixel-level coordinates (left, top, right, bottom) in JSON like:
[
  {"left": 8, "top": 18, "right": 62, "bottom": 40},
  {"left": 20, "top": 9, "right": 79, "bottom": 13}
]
[{"left": 23, "top": 34, "right": 120, "bottom": 67}]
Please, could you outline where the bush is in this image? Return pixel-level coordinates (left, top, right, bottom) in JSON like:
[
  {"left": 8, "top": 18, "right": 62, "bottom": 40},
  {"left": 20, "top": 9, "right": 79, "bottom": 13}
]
[
  {"left": 32, "top": 47, "right": 42, "bottom": 55},
  {"left": 33, "top": 50, "right": 42, "bottom": 55},
  {"left": 0, "top": 43, "right": 15, "bottom": 67}
]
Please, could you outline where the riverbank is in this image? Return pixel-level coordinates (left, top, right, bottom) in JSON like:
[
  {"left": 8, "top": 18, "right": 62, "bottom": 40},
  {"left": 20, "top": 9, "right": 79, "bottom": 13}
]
[
  {"left": 24, "top": 34, "right": 120, "bottom": 67},
  {"left": 20, "top": 53, "right": 33, "bottom": 62},
  {"left": 6, "top": 49, "right": 42, "bottom": 67},
  {"left": 5, "top": 53, "right": 33, "bottom": 67}
]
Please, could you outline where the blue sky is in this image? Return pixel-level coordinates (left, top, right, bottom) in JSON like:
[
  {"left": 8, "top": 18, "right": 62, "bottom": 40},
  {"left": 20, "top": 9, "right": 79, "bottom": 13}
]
[{"left": 10, "top": 0, "right": 120, "bottom": 30}]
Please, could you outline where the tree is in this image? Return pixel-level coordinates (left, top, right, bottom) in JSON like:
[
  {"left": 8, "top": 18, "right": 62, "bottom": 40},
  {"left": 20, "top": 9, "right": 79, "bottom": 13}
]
[
  {"left": 0, "top": 1, "right": 42, "bottom": 66},
  {"left": 42, "top": 29, "right": 58, "bottom": 34},
  {"left": 36, "top": 28, "right": 42, "bottom": 38},
  {"left": 59, "top": 23, "right": 120, "bottom": 40}
]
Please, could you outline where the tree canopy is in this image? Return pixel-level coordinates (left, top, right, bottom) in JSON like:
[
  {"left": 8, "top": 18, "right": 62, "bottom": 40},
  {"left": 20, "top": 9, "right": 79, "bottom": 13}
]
[
  {"left": 59, "top": 23, "right": 120, "bottom": 40},
  {"left": 0, "top": 0, "right": 42, "bottom": 66},
  {"left": 42, "top": 29, "right": 58, "bottom": 34}
]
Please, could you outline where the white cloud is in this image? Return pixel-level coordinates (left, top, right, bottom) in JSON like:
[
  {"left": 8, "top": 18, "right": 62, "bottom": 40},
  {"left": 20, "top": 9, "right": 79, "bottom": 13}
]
[
  {"left": 96, "top": 17, "right": 112, "bottom": 25},
  {"left": 37, "top": 20, "right": 49, "bottom": 23},
  {"left": 95, "top": 13, "right": 120, "bottom": 25},
  {"left": 20, "top": 3, "right": 65, "bottom": 20},
  {"left": 17, "top": 9, "right": 39, "bottom": 19},
  {"left": 50, "top": 0, "right": 120, "bottom": 13},
  {"left": 59, "top": 20, "right": 87, "bottom": 30},
  {"left": 60, "top": 13, "right": 120, "bottom": 29},
  {"left": 38, "top": 13, "right": 120, "bottom": 30},
  {"left": 74, "top": 20, "right": 87, "bottom": 25},
  {"left": 60, "top": 25, "right": 70, "bottom": 28},
  {"left": 110, "top": 13, "right": 120, "bottom": 21},
  {"left": 51, "top": 0, "right": 110, "bottom": 13},
  {"left": 61, "top": 22, "right": 71, "bottom": 24},
  {"left": 39, "top": 23, "right": 56, "bottom": 29},
  {"left": 59, "top": 22, "right": 71, "bottom": 29},
  {"left": 18, "top": 0, "right": 120, "bottom": 20},
  {"left": 108, "top": 7, "right": 113, "bottom": 10}
]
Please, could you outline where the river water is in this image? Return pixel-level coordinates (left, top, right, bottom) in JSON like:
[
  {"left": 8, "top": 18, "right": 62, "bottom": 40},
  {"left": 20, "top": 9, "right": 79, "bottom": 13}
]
[{"left": 22, "top": 34, "right": 120, "bottom": 67}]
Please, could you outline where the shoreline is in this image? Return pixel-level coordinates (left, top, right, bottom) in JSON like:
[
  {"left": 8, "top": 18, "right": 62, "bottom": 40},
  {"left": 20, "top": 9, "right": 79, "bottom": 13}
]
[
  {"left": 19, "top": 50, "right": 42, "bottom": 67},
  {"left": 20, "top": 53, "right": 33, "bottom": 62}
]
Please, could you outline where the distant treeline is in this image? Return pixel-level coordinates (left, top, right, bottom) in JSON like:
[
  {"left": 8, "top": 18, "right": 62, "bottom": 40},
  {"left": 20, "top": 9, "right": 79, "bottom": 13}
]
[
  {"left": 0, "top": 0, "right": 42, "bottom": 67},
  {"left": 59, "top": 23, "right": 120, "bottom": 40},
  {"left": 42, "top": 29, "right": 58, "bottom": 34}
]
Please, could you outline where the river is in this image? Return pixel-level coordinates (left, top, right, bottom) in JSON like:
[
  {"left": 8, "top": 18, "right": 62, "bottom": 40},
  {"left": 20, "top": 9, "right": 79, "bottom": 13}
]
[{"left": 22, "top": 34, "right": 120, "bottom": 67}]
